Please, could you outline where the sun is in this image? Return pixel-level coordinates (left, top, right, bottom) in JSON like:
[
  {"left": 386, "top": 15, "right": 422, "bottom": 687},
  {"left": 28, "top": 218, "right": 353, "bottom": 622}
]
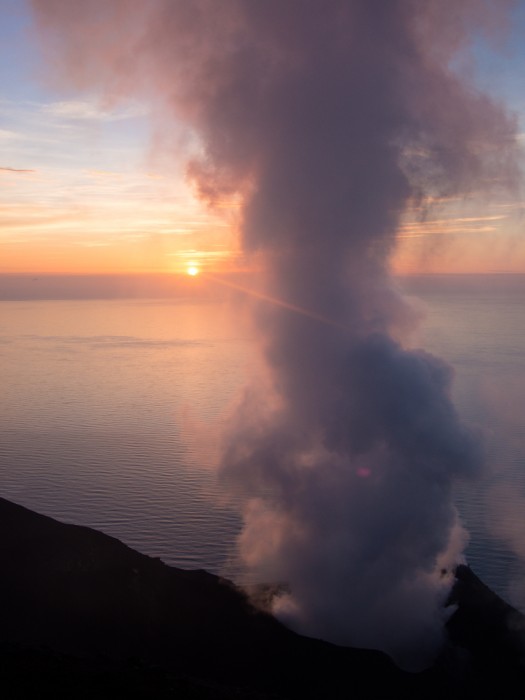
[{"left": 186, "top": 264, "right": 200, "bottom": 277}]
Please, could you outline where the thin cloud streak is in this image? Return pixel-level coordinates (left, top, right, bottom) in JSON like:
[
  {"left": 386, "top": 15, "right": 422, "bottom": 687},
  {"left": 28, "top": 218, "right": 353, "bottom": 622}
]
[
  {"left": 41, "top": 98, "right": 148, "bottom": 121},
  {"left": 0, "top": 166, "right": 36, "bottom": 173}
]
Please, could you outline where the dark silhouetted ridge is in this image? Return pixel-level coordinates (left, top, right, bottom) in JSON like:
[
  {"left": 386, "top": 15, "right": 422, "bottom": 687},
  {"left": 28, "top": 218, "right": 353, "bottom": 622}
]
[{"left": 0, "top": 496, "right": 524, "bottom": 698}]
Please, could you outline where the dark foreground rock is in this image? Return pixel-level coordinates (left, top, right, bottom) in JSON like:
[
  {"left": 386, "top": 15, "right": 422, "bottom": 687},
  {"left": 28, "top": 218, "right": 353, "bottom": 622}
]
[{"left": 0, "top": 496, "right": 524, "bottom": 698}]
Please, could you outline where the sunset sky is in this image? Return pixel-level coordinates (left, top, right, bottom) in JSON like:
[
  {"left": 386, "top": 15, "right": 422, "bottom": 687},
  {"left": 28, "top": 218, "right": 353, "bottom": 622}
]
[{"left": 1, "top": 0, "right": 524, "bottom": 279}]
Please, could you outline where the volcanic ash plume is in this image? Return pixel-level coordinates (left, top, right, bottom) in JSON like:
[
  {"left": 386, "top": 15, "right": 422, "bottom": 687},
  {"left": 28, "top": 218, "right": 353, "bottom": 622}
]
[{"left": 32, "top": 0, "right": 519, "bottom": 668}]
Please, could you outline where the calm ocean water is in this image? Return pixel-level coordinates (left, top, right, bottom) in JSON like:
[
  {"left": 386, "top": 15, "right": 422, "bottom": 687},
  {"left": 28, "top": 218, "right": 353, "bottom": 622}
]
[{"left": 1, "top": 276, "right": 524, "bottom": 607}]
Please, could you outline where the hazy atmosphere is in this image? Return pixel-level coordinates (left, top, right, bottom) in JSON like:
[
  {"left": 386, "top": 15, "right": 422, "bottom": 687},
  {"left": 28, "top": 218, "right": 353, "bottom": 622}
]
[{"left": 1, "top": 0, "right": 525, "bottom": 678}]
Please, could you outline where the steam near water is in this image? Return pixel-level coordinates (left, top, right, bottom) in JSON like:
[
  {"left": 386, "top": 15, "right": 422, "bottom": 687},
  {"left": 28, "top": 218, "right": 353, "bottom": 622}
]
[{"left": 32, "top": 0, "right": 519, "bottom": 668}]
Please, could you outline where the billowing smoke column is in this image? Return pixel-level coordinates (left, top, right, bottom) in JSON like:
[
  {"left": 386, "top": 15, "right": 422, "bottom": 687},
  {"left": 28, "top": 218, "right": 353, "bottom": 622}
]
[{"left": 32, "top": 0, "right": 518, "bottom": 668}]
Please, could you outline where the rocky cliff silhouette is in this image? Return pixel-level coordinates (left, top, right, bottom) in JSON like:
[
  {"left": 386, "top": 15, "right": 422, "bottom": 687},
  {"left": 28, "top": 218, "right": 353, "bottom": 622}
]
[{"left": 0, "top": 496, "right": 524, "bottom": 698}]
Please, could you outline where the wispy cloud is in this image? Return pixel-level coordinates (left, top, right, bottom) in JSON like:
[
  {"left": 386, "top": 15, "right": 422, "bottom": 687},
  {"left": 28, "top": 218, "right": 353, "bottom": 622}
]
[
  {"left": 41, "top": 98, "right": 147, "bottom": 122},
  {"left": 398, "top": 213, "right": 509, "bottom": 239},
  {"left": 0, "top": 166, "right": 35, "bottom": 173},
  {"left": 0, "top": 128, "right": 24, "bottom": 142}
]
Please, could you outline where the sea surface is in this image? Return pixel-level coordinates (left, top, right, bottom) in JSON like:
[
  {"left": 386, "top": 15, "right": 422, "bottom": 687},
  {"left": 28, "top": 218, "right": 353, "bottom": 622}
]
[{"left": 1, "top": 275, "right": 524, "bottom": 607}]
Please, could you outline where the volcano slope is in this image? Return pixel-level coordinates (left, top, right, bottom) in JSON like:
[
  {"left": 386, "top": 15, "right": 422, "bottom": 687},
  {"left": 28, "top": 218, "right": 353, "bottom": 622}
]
[{"left": 0, "top": 496, "right": 523, "bottom": 699}]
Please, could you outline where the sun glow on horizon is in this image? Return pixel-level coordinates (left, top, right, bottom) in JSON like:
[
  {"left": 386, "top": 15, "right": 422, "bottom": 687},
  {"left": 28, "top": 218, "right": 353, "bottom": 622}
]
[{"left": 187, "top": 264, "right": 200, "bottom": 276}]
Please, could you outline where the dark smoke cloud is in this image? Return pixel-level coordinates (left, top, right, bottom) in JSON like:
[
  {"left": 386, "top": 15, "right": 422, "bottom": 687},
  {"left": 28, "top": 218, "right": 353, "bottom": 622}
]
[{"left": 31, "top": 0, "right": 519, "bottom": 668}]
